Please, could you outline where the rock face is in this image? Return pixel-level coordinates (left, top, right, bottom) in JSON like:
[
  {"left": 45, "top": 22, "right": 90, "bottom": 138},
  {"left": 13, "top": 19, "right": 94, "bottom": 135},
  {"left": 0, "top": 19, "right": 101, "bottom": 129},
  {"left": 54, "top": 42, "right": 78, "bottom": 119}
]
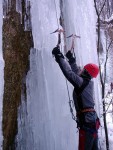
[{"left": 2, "top": 1, "right": 33, "bottom": 149}]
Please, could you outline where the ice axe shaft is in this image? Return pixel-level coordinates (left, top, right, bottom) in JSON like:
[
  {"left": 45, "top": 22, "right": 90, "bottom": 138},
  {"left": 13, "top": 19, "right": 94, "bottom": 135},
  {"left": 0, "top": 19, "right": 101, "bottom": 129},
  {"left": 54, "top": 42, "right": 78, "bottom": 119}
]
[
  {"left": 50, "top": 29, "right": 64, "bottom": 46},
  {"left": 66, "top": 33, "right": 80, "bottom": 53}
]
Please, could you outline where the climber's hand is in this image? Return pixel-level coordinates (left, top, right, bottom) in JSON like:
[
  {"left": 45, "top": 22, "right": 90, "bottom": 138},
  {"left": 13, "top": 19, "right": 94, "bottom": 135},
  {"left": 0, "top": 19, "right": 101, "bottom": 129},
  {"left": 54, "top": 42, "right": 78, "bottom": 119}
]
[
  {"left": 66, "top": 50, "right": 73, "bottom": 59},
  {"left": 66, "top": 50, "right": 75, "bottom": 64},
  {"left": 52, "top": 46, "right": 60, "bottom": 56},
  {"left": 52, "top": 46, "right": 64, "bottom": 61}
]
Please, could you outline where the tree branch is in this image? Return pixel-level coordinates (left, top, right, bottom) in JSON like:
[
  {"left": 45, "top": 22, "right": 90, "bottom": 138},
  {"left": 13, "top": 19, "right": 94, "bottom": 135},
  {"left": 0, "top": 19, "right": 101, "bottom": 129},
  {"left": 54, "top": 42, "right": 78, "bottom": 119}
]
[
  {"left": 94, "top": 0, "right": 99, "bottom": 16},
  {"left": 104, "top": 40, "right": 113, "bottom": 84},
  {"left": 99, "top": 0, "right": 107, "bottom": 16}
]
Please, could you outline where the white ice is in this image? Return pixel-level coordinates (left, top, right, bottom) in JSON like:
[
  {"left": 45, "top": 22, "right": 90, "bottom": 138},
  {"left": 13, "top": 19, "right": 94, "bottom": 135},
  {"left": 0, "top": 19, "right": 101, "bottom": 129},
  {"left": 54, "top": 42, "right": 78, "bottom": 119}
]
[{"left": 16, "top": 0, "right": 103, "bottom": 150}]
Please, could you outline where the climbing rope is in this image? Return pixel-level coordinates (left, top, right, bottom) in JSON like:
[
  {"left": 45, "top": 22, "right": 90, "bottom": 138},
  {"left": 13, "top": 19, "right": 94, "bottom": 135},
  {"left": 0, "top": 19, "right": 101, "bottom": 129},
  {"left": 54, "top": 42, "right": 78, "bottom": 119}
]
[{"left": 65, "top": 80, "right": 76, "bottom": 121}]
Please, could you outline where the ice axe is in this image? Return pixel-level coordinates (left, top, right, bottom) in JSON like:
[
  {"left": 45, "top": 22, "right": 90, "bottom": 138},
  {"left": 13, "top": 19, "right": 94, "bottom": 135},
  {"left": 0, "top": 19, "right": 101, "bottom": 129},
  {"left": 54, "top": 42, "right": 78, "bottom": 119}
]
[
  {"left": 50, "top": 28, "right": 64, "bottom": 46},
  {"left": 66, "top": 33, "right": 80, "bottom": 56}
]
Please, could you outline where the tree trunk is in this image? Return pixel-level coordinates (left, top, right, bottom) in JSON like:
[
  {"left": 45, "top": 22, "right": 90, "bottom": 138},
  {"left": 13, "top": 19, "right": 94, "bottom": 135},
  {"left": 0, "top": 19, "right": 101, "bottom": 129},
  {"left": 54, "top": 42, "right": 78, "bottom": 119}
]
[
  {"left": 97, "top": 15, "right": 110, "bottom": 150},
  {"left": 102, "top": 81, "right": 109, "bottom": 150}
]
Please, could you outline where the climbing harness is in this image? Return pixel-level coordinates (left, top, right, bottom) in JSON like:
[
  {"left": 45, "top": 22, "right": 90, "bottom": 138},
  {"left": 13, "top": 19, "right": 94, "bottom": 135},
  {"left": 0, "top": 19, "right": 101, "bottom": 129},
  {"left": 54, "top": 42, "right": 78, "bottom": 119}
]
[{"left": 77, "top": 108, "right": 95, "bottom": 115}]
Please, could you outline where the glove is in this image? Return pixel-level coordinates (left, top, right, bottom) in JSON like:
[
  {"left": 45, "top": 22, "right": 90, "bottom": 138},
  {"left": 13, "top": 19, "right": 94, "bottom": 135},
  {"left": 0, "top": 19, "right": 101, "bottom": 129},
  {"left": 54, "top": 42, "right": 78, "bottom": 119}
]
[
  {"left": 66, "top": 51, "right": 73, "bottom": 59},
  {"left": 52, "top": 46, "right": 60, "bottom": 56},
  {"left": 52, "top": 46, "right": 64, "bottom": 61},
  {"left": 66, "top": 51, "right": 75, "bottom": 64}
]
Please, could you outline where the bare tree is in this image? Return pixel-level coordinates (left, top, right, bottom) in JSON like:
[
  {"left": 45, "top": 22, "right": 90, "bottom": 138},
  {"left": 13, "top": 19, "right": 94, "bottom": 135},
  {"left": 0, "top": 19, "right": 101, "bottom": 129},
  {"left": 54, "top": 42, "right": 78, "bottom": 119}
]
[{"left": 94, "top": 0, "right": 112, "bottom": 150}]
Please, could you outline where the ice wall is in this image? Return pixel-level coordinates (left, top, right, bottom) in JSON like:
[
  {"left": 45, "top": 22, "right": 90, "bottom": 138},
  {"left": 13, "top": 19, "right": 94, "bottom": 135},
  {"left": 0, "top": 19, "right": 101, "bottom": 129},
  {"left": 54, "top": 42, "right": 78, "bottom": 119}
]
[
  {"left": 16, "top": 0, "right": 100, "bottom": 150},
  {"left": 0, "top": 0, "right": 4, "bottom": 149},
  {"left": 61, "top": 0, "right": 100, "bottom": 112}
]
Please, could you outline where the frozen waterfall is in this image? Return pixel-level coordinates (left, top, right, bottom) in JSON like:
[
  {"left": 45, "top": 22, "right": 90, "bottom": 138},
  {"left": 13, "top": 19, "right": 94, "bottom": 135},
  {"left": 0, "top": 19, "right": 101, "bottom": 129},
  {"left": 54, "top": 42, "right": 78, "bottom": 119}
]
[{"left": 10, "top": 0, "right": 100, "bottom": 150}]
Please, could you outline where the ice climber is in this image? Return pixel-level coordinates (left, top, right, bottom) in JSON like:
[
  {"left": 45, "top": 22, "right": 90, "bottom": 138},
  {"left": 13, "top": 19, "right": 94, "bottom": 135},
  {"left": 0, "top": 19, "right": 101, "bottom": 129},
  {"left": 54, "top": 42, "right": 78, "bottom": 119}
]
[{"left": 52, "top": 46, "right": 100, "bottom": 150}]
